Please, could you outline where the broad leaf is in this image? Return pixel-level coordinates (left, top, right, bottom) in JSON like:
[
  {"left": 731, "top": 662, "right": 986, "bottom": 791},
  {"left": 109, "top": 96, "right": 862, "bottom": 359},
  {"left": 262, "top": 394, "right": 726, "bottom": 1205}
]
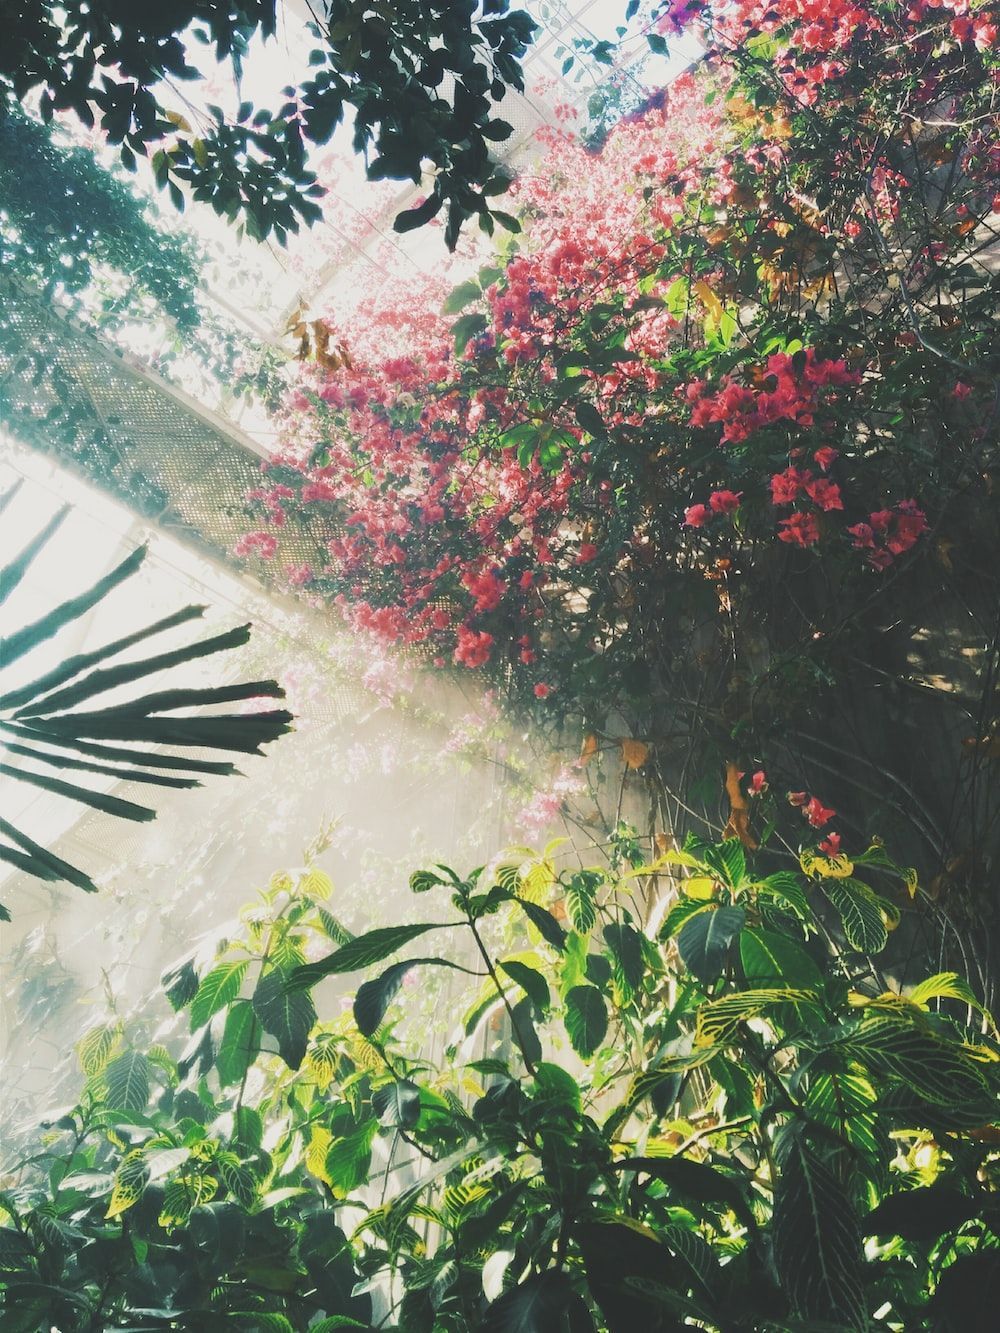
[
  {"left": 216, "top": 1000, "right": 258, "bottom": 1086},
  {"left": 677, "top": 905, "right": 746, "bottom": 982},
  {"left": 290, "top": 923, "right": 443, "bottom": 988},
  {"left": 190, "top": 959, "right": 248, "bottom": 1030},
  {"left": 483, "top": 1268, "right": 591, "bottom": 1333},
  {"left": 772, "top": 1130, "right": 866, "bottom": 1329},
  {"left": 253, "top": 967, "right": 316, "bottom": 1069},
  {"left": 103, "top": 1050, "right": 150, "bottom": 1113},
  {"left": 822, "top": 879, "right": 887, "bottom": 954},
  {"left": 564, "top": 985, "right": 608, "bottom": 1058}
]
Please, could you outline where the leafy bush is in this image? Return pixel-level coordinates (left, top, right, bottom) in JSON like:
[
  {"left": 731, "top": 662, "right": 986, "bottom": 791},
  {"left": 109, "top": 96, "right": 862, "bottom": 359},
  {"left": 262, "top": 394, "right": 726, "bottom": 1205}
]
[{"left": 3, "top": 832, "right": 998, "bottom": 1330}]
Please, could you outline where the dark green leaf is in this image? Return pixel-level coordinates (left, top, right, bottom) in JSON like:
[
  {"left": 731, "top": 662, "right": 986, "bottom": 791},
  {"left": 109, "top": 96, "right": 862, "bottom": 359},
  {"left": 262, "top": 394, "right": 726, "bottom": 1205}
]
[
  {"left": 289, "top": 923, "right": 443, "bottom": 988},
  {"left": 372, "top": 1079, "right": 421, "bottom": 1129},
  {"left": 564, "top": 985, "right": 608, "bottom": 1058},
  {"left": 772, "top": 1130, "right": 865, "bottom": 1329},
  {"left": 253, "top": 967, "right": 316, "bottom": 1069},
  {"left": 677, "top": 906, "right": 746, "bottom": 983},
  {"left": 483, "top": 1268, "right": 592, "bottom": 1333},
  {"left": 864, "top": 1185, "right": 978, "bottom": 1241},
  {"left": 517, "top": 899, "right": 567, "bottom": 951},
  {"left": 216, "top": 1001, "right": 258, "bottom": 1087},
  {"left": 499, "top": 960, "right": 550, "bottom": 1015}
]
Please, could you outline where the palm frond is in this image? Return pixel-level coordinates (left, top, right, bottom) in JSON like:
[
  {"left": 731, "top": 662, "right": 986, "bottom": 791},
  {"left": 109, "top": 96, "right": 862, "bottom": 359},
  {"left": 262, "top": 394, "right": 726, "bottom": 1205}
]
[
  {"left": 0, "top": 504, "right": 70, "bottom": 607},
  {"left": 0, "top": 486, "right": 292, "bottom": 913}
]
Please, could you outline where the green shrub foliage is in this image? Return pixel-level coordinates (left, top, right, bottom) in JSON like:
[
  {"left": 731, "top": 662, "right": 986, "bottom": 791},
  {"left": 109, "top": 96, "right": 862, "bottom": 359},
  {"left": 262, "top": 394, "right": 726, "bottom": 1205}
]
[{"left": 3, "top": 836, "right": 998, "bottom": 1330}]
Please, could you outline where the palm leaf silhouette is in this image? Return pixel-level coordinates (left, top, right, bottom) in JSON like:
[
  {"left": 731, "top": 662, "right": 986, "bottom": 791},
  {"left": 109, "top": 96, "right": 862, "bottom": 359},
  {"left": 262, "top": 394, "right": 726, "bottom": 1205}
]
[{"left": 0, "top": 477, "right": 292, "bottom": 915}]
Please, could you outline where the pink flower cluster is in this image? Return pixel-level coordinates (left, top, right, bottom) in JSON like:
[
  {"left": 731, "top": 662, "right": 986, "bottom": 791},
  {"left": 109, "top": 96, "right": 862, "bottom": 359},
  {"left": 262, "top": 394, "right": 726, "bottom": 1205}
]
[
  {"left": 688, "top": 350, "right": 859, "bottom": 445},
  {"left": 848, "top": 501, "right": 928, "bottom": 569}
]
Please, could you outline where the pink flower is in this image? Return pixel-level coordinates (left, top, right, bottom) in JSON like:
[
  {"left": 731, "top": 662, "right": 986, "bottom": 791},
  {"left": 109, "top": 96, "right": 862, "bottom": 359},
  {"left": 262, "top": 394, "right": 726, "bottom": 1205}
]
[
  {"left": 576, "top": 542, "right": 599, "bottom": 564},
  {"left": 848, "top": 522, "right": 875, "bottom": 550},
  {"left": 804, "top": 478, "right": 843, "bottom": 512},
  {"left": 748, "top": 770, "right": 768, "bottom": 795},
  {"left": 534, "top": 682, "right": 553, "bottom": 699},
  {"left": 804, "top": 797, "right": 836, "bottom": 828},
  {"left": 788, "top": 791, "right": 809, "bottom": 807},
  {"left": 684, "top": 503, "right": 711, "bottom": 527},
  {"left": 709, "top": 489, "right": 742, "bottom": 515},
  {"left": 952, "top": 381, "right": 972, "bottom": 399},
  {"left": 453, "top": 626, "right": 494, "bottom": 668},
  {"left": 777, "top": 512, "right": 820, "bottom": 547},
  {"left": 819, "top": 832, "right": 842, "bottom": 856}
]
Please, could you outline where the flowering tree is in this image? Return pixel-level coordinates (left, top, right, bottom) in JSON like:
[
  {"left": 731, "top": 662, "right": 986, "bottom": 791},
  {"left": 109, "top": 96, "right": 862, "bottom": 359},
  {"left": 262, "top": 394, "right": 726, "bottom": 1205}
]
[{"left": 243, "top": 2, "right": 1000, "bottom": 992}]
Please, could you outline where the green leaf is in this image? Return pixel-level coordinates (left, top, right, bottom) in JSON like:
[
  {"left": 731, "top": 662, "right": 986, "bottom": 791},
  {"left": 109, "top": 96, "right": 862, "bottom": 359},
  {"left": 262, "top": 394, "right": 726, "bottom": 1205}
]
[
  {"left": 499, "top": 960, "right": 550, "bottom": 1016},
  {"left": 864, "top": 1185, "right": 978, "bottom": 1242},
  {"left": 106, "top": 1149, "right": 148, "bottom": 1219},
  {"left": 393, "top": 192, "right": 442, "bottom": 232},
  {"left": 452, "top": 311, "right": 488, "bottom": 356},
  {"left": 190, "top": 960, "right": 248, "bottom": 1030},
  {"left": 603, "top": 922, "right": 645, "bottom": 999},
  {"left": 564, "top": 985, "right": 608, "bottom": 1058},
  {"left": 565, "top": 874, "right": 597, "bottom": 933},
  {"left": 660, "top": 898, "right": 710, "bottom": 940},
  {"left": 290, "top": 923, "right": 443, "bottom": 988},
  {"left": 77, "top": 1023, "right": 121, "bottom": 1076},
  {"left": 757, "top": 871, "right": 811, "bottom": 920},
  {"left": 740, "top": 928, "right": 824, "bottom": 991},
  {"left": 822, "top": 879, "right": 887, "bottom": 954},
  {"left": 325, "top": 1121, "right": 376, "bottom": 1195},
  {"left": 804, "top": 1070, "right": 880, "bottom": 1166},
  {"left": 847, "top": 1019, "right": 990, "bottom": 1106},
  {"left": 695, "top": 987, "right": 817, "bottom": 1047},
  {"left": 516, "top": 899, "right": 567, "bottom": 952},
  {"left": 252, "top": 967, "right": 316, "bottom": 1069},
  {"left": 216, "top": 1000, "right": 258, "bottom": 1086},
  {"left": 354, "top": 957, "right": 465, "bottom": 1036},
  {"left": 574, "top": 401, "right": 605, "bottom": 437},
  {"left": 104, "top": 1050, "right": 150, "bottom": 1112},
  {"left": 617, "top": 1156, "right": 755, "bottom": 1229},
  {"left": 0, "top": 505, "right": 69, "bottom": 607},
  {"left": 483, "top": 1269, "right": 588, "bottom": 1333},
  {"left": 704, "top": 839, "right": 746, "bottom": 890},
  {"left": 372, "top": 1079, "right": 421, "bottom": 1129},
  {"left": 353, "top": 958, "right": 415, "bottom": 1037},
  {"left": 772, "top": 1130, "right": 865, "bottom": 1329},
  {"left": 162, "top": 958, "right": 199, "bottom": 1011},
  {"left": 442, "top": 280, "right": 482, "bottom": 315},
  {"left": 217, "top": 1152, "right": 257, "bottom": 1209},
  {"left": 510, "top": 996, "right": 542, "bottom": 1069},
  {"left": 677, "top": 906, "right": 746, "bottom": 983}
]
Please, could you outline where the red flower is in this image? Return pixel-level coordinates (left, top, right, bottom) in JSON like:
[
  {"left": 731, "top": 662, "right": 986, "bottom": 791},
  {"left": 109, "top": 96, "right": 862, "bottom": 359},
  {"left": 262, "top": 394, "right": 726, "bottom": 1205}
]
[
  {"left": 787, "top": 791, "right": 809, "bottom": 807},
  {"left": 804, "top": 797, "right": 836, "bottom": 828},
  {"left": 777, "top": 512, "right": 820, "bottom": 546},
  {"left": 804, "top": 477, "right": 843, "bottom": 512},
  {"left": 770, "top": 467, "right": 808, "bottom": 505},
  {"left": 709, "top": 489, "right": 742, "bottom": 515},
  {"left": 748, "top": 769, "right": 768, "bottom": 795},
  {"left": 453, "top": 626, "right": 494, "bottom": 668},
  {"left": 813, "top": 446, "right": 839, "bottom": 471},
  {"left": 576, "top": 542, "right": 599, "bottom": 564},
  {"left": 534, "top": 682, "right": 553, "bottom": 699},
  {"left": 684, "top": 503, "right": 711, "bottom": 527},
  {"left": 819, "top": 832, "right": 842, "bottom": 856}
]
